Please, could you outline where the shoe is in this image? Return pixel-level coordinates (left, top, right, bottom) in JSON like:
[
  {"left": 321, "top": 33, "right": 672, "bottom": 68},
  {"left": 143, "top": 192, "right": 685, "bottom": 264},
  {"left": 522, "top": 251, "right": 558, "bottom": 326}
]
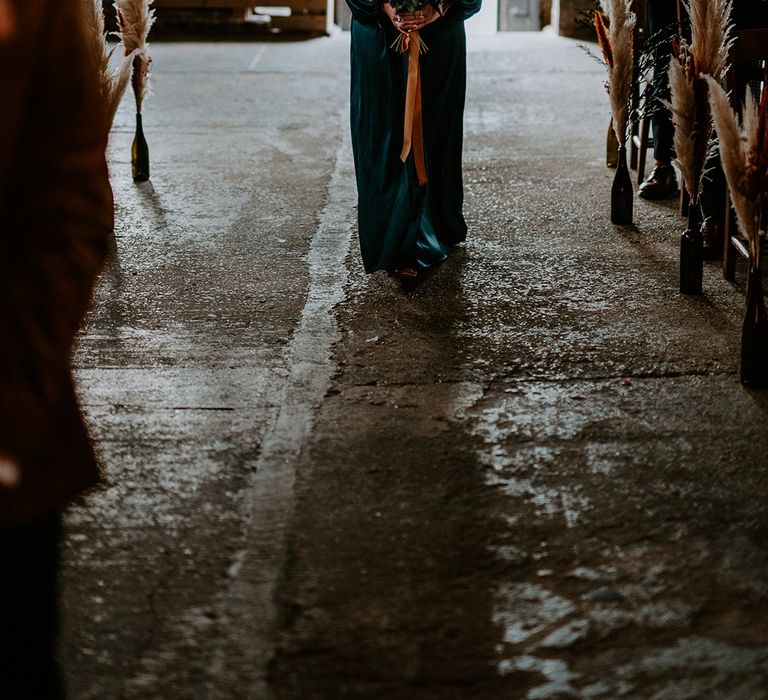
[
  {"left": 638, "top": 164, "right": 679, "bottom": 200},
  {"left": 394, "top": 267, "right": 418, "bottom": 280}
]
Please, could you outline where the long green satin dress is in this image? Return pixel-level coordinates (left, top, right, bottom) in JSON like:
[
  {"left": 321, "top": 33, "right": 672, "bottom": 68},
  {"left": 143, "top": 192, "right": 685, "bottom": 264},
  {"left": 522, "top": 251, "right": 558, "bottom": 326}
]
[{"left": 345, "top": 0, "right": 481, "bottom": 273}]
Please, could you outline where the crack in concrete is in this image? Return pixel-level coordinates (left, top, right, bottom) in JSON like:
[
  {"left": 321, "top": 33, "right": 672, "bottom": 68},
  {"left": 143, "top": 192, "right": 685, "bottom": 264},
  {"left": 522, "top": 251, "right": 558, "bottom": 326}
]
[{"left": 490, "top": 369, "right": 738, "bottom": 384}]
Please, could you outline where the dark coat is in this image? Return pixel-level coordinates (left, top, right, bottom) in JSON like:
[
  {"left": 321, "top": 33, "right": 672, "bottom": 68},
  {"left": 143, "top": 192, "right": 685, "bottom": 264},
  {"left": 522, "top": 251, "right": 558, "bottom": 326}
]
[{"left": 0, "top": 0, "right": 113, "bottom": 529}]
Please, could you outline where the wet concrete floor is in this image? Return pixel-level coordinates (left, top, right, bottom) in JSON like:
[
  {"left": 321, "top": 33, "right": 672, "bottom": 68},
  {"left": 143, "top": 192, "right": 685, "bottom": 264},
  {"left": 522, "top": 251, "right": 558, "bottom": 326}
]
[{"left": 61, "top": 32, "right": 768, "bottom": 699}]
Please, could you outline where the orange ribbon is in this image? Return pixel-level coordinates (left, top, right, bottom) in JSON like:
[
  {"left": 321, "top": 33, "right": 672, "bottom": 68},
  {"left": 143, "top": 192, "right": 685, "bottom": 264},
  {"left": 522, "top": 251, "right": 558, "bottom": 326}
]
[{"left": 399, "top": 32, "right": 428, "bottom": 187}]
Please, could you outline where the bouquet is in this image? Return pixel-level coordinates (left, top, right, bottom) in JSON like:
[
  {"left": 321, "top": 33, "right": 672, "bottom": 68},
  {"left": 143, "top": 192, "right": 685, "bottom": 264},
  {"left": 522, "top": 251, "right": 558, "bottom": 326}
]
[{"left": 389, "top": 0, "right": 433, "bottom": 53}]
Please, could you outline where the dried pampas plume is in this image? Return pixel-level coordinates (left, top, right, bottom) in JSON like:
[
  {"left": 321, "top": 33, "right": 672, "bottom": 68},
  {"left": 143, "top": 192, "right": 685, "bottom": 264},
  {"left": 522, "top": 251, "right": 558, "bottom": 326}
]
[
  {"left": 666, "top": 45, "right": 697, "bottom": 197},
  {"left": 689, "top": 0, "right": 732, "bottom": 81},
  {"left": 706, "top": 76, "right": 767, "bottom": 265},
  {"left": 597, "top": 0, "right": 636, "bottom": 144},
  {"left": 85, "top": 0, "right": 136, "bottom": 127},
  {"left": 115, "top": 0, "right": 156, "bottom": 112},
  {"left": 594, "top": 11, "right": 613, "bottom": 69}
]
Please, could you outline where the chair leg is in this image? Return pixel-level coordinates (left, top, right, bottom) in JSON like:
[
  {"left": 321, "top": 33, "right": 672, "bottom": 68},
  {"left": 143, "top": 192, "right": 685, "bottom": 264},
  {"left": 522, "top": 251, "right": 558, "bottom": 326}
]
[
  {"left": 630, "top": 131, "right": 639, "bottom": 171},
  {"left": 723, "top": 186, "right": 736, "bottom": 281},
  {"left": 637, "top": 113, "right": 650, "bottom": 185},
  {"left": 629, "top": 75, "right": 640, "bottom": 170}
]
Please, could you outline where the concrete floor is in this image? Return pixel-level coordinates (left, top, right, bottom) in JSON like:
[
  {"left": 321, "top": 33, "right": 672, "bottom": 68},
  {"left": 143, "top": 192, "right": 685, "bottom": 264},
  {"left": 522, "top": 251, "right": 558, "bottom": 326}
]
[{"left": 61, "top": 32, "right": 768, "bottom": 699}]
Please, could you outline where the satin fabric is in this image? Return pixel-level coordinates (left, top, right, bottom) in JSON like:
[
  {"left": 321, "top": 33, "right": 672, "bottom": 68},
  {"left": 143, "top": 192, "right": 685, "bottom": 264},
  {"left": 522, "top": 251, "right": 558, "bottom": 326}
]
[{"left": 347, "top": 0, "right": 481, "bottom": 273}]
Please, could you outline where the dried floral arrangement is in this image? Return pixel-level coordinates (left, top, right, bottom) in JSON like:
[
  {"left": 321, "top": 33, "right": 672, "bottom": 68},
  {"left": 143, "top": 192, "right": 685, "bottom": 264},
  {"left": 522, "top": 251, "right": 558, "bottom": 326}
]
[
  {"left": 388, "top": 0, "right": 442, "bottom": 54},
  {"left": 664, "top": 0, "right": 733, "bottom": 202},
  {"left": 86, "top": 0, "right": 136, "bottom": 127},
  {"left": 115, "top": 0, "right": 156, "bottom": 114},
  {"left": 580, "top": 10, "right": 682, "bottom": 131},
  {"left": 389, "top": 0, "right": 425, "bottom": 13},
  {"left": 594, "top": 0, "right": 636, "bottom": 145},
  {"left": 707, "top": 78, "right": 768, "bottom": 266}
]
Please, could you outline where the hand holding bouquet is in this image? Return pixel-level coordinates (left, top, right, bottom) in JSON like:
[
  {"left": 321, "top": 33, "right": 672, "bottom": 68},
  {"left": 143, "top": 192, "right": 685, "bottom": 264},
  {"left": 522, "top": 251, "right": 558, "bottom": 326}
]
[
  {"left": 383, "top": 1, "right": 445, "bottom": 51},
  {"left": 382, "top": 0, "right": 446, "bottom": 186},
  {"left": 381, "top": 1, "right": 447, "bottom": 185}
]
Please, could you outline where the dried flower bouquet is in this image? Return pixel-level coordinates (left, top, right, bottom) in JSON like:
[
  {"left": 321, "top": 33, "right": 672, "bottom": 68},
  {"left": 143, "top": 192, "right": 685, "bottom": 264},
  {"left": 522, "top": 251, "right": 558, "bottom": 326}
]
[
  {"left": 595, "top": 0, "right": 636, "bottom": 145},
  {"left": 86, "top": 0, "right": 136, "bottom": 127},
  {"left": 664, "top": 0, "right": 732, "bottom": 203},
  {"left": 115, "top": 0, "right": 156, "bottom": 114}
]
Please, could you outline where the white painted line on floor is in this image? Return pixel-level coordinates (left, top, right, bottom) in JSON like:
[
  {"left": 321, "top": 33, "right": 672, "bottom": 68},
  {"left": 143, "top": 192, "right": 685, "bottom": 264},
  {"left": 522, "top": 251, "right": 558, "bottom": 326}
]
[
  {"left": 247, "top": 45, "right": 268, "bottom": 72},
  {"left": 208, "top": 107, "right": 356, "bottom": 698}
]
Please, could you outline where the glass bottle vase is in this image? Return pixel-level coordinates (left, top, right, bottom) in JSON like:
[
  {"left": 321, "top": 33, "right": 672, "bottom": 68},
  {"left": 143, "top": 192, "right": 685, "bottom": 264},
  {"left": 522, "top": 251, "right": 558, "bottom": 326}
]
[
  {"left": 741, "top": 267, "right": 768, "bottom": 388},
  {"left": 606, "top": 120, "right": 619, "bottom": 168},
  {"left": 680, "top": 202, "right": 703, "bottom": 295},
  {"left": 610, "top": 145, "right": 633, "bottom": 225},
  {"left": 132, "top": 112, "right": 150, "bottom": 182}
]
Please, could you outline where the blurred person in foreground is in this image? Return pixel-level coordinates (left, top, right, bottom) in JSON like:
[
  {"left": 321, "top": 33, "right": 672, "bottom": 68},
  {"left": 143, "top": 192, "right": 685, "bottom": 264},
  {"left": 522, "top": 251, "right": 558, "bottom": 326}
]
[{"left": 0, "top": 0, "right": 113, "bottom": 696}]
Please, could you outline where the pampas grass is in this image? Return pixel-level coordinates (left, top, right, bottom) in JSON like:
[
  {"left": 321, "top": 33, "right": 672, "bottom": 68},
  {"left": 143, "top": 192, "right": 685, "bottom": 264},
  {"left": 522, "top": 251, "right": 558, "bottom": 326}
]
[
  {"left": 85, "top": 0, "right": 136, "bottom": 127},
  {"left": 596, "top": 1, "right": 636, "bottom": 144},
  {"left": 689, "top": 0, "right": 732, "bottom": 81},
  {"left": 115, "top": 0, "right": 155, "bottom": 112},
  {"left": 666, "top": 41, "right": 698, "bottom": 197},
  {"left": 665, "top": 0, "right": 733, "bottom": 201},
  {"left": 707, "top": 76, "right": 768, "bottom": 265}
]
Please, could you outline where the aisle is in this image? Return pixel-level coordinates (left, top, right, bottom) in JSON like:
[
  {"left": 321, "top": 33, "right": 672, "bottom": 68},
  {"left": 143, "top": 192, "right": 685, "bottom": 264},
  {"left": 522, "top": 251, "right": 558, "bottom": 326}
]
[{"left": 61, "top": 32, "right": 768, "bottom": 699}]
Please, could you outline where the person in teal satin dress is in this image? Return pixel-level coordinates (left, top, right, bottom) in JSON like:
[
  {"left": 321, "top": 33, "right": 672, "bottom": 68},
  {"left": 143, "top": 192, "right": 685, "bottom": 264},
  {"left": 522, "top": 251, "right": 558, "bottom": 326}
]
[{"left": 345, "top": 0, "right": 481, "bottom": 278}]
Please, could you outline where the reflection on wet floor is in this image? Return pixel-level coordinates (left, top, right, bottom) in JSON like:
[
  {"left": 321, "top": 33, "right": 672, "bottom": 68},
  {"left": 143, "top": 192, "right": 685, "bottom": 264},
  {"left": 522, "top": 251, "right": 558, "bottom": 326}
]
[{"left": 466, "top": 378, "right": 768, "bottom": 695}]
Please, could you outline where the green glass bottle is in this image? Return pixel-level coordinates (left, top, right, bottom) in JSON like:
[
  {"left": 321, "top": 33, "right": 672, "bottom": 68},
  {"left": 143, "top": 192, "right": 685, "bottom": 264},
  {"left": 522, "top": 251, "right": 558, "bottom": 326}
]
[
  {"left": 741, "top": 267, "right": 768, "bottom": 387},
  {"left": 679, "top": 203, "right": 703, "bottom": 295},
  {"left": 610, "top": 146, "right": 633, "bottom": 225},
  {"left": 132, "top": 112, "right": 150, "bottom": 182}
]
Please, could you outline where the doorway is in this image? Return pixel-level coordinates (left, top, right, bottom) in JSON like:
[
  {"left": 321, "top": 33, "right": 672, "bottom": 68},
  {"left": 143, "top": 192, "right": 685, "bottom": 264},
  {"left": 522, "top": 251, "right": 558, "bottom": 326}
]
[{"left": 499, "top": 0, "right": 541, "bottom": 30}]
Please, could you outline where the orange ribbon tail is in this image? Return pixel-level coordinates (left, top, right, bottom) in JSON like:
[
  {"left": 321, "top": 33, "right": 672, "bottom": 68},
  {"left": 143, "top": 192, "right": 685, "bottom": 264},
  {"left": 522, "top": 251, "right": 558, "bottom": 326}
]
[{"left": 400, "top": 32, "right": 428, "bottom": 187}]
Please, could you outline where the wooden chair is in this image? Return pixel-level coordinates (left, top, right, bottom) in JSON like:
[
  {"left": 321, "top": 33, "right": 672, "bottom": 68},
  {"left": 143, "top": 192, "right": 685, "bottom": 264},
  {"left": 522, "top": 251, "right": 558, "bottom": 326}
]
[{"left": 722, "top": 28, "right": 768, "bottom": 280}]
